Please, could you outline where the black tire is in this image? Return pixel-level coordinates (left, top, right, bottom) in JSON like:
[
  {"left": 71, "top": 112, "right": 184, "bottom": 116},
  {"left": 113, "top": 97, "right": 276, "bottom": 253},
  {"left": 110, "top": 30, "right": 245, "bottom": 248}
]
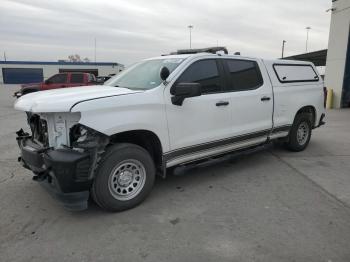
[
  {"left": 285, "top": 113, "right": 312, "bottom": 152},
  {"left": 91, "top": 143, "right": 155, "bottom": 212}
]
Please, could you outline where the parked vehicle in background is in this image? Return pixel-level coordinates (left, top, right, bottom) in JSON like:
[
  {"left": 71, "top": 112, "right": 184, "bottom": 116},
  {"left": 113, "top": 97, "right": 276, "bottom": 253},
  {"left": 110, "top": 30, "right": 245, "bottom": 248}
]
[
  {"left": 96, "top": 76, "right": 112, "bottom": 84},
  {"left": 14, "top": 72, "right": 97, "bottom": 97},
  {"left": 14, "top": 47, "right": 326, "bottom": 212}
]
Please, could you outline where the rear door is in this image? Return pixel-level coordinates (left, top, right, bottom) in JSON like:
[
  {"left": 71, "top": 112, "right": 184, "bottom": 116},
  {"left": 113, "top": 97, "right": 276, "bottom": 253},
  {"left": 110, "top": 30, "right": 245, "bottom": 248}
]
[
  {"left": 69, "top": 73, "right": 85, "bottom": 87},
  {"left": 221, "top": 58, "right": 273, "bottom": 139}
]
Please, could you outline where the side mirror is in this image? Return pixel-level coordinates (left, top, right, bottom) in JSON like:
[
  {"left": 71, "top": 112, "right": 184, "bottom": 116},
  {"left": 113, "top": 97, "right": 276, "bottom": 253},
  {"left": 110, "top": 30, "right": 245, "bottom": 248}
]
[
  {"left": 44, "top": 80, "right": 51, "bottom": 84},
  {"left": 160, "top": 66, "right": 170, "bottom": 81},
  {"left": 170, "top": 82, "right": 202, "bottom": 106}
]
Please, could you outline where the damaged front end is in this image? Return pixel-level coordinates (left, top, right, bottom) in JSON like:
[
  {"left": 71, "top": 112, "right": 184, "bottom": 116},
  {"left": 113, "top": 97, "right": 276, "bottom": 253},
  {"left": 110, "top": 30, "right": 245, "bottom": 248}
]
[{"left": 16, "top": 113, "right": 109, "bottom": 211}]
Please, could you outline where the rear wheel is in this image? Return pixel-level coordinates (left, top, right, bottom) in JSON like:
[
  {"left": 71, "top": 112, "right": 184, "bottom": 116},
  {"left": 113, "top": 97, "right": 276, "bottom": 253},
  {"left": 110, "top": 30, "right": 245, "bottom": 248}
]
[
  {"left": 92, "top": 143, "right": 155, "bottom": 212},
  {"left": 285, "top": 113, "right": 312, "bottom": 152}
]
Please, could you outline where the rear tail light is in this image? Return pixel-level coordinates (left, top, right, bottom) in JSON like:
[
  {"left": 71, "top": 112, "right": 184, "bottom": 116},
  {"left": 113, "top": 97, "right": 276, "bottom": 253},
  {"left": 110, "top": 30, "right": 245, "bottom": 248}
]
[{"left": 323, "top": 86, "right": 327, "bottom": 108}]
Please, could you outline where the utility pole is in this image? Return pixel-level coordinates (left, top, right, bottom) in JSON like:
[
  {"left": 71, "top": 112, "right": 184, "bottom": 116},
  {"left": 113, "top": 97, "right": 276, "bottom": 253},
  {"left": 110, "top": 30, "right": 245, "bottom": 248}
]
[
  {"left": 281, "top": 40, "right": 286, "bottom": 58},
  {"left": 305, "top": 27, "right": 311, "bottom": 53},
  {"left": 94, "top": 37, "right": 97, "bottom": 63},
  {"left": 188, "top": 25, "right": 193, "bottom": 49},
  {"left": 3, "top": 51, "right": 6, "bottom": 61}
]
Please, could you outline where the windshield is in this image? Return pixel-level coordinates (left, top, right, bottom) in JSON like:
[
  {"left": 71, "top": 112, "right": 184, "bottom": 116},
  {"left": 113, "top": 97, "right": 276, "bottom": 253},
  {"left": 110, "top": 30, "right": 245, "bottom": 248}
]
[{"left": 104, "top": 58, "right": 184, "bottom": 90}]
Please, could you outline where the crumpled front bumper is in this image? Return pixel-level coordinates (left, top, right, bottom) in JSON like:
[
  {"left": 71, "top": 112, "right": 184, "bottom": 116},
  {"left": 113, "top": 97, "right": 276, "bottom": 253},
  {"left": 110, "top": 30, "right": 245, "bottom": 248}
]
[{"left": 16, "top": 129, "right": 92, "bottom": 211}]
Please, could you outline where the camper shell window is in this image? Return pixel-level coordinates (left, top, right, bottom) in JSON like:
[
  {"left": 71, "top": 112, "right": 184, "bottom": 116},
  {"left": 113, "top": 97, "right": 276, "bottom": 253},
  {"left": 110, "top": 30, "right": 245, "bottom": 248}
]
[{"left": 273, "top": 64, "right": 319, "bottom": 83}]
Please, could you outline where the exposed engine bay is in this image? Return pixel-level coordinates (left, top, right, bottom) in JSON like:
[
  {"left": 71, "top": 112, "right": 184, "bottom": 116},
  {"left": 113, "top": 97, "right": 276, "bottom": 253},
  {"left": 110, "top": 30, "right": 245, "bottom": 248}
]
[{"left": 16, "top": 112, "right": 110, "bottom": 207}]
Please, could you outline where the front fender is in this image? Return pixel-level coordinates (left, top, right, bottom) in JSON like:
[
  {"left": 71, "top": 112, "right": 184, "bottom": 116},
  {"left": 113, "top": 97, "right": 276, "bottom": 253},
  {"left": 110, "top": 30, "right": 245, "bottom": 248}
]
[{"left": 70, "top": 89, "right": 170, "bottom": 152}]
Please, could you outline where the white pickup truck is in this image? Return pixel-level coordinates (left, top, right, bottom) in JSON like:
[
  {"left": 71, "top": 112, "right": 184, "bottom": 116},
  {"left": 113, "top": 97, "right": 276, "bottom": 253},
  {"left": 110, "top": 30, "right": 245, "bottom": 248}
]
[{"left": 15, "top": 47, "right": 326, "bottom": 211}]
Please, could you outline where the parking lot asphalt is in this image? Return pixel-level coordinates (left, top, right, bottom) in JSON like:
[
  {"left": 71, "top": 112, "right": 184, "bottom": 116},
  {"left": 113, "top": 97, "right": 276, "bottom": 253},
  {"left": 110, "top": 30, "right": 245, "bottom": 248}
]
[{"left": 1, "top": 84, "right": 350, "bottom": 262}]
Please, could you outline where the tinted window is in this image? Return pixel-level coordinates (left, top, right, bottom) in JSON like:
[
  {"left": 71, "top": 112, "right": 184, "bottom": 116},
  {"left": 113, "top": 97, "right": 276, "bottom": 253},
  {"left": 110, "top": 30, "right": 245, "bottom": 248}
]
[
  {"left": 177, "top": 60, "right": 222, "bottom": 94},
  {"left": 225, "top": 60, "right": 263, "bottom": 91},
  {"left": 49, "top": 74, "right": 67, "bottom": 83},
  {"left": 71, "top": 73, "right": 84, "bottom": 83}
]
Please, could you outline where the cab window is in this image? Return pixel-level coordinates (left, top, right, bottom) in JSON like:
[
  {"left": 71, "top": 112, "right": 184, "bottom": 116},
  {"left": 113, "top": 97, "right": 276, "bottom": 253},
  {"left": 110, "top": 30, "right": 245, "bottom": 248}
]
[
  {"left": 71, "top": 73, "right": 84, "bottom": 83},
  {"left": 176, "top": 60, "right": 222, "bottom": 94},
  {"left": 225, "top": 59, "right": 263, "bottom": 91},
  {"left": 48, "top": 74, "right": 67, "bottom": 83}
]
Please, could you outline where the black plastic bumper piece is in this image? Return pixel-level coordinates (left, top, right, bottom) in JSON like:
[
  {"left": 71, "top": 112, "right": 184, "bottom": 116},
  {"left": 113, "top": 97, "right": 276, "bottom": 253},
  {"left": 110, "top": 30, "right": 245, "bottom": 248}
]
[
  {"left": 17, "top": 131, "right": 92, "bottom": 211},
  {"left": 41, "top": 181, "right": 89, "bottom": 211},
  {"left": 316, "top": 113, "right": 326, "bottom": 128}
]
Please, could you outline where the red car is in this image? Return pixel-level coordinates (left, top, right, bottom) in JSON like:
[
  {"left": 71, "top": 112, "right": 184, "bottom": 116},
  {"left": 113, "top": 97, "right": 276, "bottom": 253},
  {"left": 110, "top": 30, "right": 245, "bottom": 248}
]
[{"left": 14, "top": 72, "right": 97, "bottom": 97}]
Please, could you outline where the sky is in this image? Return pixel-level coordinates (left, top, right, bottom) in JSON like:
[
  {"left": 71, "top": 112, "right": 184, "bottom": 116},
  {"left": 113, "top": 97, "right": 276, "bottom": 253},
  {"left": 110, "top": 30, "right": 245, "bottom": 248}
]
[{"left": 0, "top": 0, "right": 332, "bottom": 66}]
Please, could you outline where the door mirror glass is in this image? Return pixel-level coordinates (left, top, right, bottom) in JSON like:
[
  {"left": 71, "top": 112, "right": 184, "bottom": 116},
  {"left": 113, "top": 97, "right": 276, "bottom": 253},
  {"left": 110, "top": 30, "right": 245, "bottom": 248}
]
[
  {"left": 160, "top": 66, "right": 170, "bottom": 81},
  {"left": 170, "top": 82, "right": 202, "bottom": 106}
]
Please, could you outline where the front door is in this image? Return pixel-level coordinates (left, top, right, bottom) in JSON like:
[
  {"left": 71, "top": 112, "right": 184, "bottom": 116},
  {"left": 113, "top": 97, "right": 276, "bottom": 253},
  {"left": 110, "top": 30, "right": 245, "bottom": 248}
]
[
  {"left": 42, "top": 73, "right": 68, "bottom": 90},
  {"left": 164, "top": 59, "right": 233, "bottom": 166}
]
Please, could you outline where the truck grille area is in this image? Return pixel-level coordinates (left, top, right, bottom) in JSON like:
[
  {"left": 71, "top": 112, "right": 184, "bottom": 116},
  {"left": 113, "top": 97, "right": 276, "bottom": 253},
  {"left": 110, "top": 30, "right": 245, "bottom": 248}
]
[{"left": 28, "top": 113, "right": 49, "bottom": 146}]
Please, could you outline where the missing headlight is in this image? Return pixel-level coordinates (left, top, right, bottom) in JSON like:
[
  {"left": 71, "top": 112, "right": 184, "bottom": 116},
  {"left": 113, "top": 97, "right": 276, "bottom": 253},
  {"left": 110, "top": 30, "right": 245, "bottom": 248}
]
[
  {"left": 28, "top": 113, "right": 49, "bottom": 146},
  {"left": 69, "top": 124, "right": 109, "bottom": 180},
  {"left": 70, "top": 124, "right": 87, "bottom": 145},
  {"left": 70, "top": 124, "right": 109, "bottom": 149}
]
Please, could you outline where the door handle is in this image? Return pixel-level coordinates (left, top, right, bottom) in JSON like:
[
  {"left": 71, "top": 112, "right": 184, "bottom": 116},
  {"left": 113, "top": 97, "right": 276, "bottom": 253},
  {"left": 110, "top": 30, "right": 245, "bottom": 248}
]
[
  {"left": 216, "top": 101, "right": 229, "bottom": 106},
  {"left": 261, "top": 96, "right": 271, "bottom": 101}
]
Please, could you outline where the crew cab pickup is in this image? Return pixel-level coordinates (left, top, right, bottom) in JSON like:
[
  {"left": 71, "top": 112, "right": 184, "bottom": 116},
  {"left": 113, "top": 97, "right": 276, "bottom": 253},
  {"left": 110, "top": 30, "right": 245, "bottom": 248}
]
[
  {"left": 14, "top": 72, "right": 96, "bottom": 97},
  {"left": 14, "top": 47, "right": 326, "bottom": 212}
]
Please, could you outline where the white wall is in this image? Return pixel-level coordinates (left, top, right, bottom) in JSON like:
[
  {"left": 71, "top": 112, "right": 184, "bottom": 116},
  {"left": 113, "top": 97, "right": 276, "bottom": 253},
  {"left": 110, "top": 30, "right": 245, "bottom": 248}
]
[
  {"left": 325, "top": 0, "right": 350, "bottom": 108},
  {"left": 0, "top": 63, "right": 123, "bottom": 83}
]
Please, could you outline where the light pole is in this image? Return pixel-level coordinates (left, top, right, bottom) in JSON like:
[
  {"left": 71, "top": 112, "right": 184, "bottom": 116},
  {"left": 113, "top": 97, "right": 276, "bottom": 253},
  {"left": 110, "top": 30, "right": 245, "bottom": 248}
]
[
  {"left": 188, "top": 25, "right": 193, "bottom": 49},
  {"left": 94, "top": 37, "right": 97, "bottom": 63},
  {"left": 281, "top": 40, "right": 286, "bottom": 58},
  {"left": 305, "top": 27, "right": 311, "bottom": 53}
]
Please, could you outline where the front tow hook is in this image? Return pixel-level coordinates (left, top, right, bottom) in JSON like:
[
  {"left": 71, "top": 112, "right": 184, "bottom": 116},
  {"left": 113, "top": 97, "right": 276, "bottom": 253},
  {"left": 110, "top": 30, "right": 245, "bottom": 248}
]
[
  {"left": 33, "top": 166, "right": 50, "bottom": 182},
  {"left": 33, "top": 173, "right": 48, "bottom": 182}
]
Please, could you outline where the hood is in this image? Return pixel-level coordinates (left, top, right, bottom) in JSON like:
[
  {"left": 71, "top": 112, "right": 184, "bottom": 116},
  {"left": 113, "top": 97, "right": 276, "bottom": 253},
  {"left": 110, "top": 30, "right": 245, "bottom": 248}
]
[
  {"left": 14, "top": 85, "right": 141, "bottom": 113},
  {"left": 21, "top": 83, "right": 41, "bottom": 89}
]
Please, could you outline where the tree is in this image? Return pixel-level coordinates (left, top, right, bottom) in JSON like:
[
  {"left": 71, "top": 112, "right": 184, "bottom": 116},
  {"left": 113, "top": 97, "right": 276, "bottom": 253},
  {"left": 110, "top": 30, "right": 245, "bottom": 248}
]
[{"left": 68, "top": 54, "right": 91, "bottom": 63}]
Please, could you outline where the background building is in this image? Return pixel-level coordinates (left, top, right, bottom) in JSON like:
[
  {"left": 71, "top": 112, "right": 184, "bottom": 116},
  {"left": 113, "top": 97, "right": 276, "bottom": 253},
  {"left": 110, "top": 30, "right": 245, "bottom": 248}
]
[
  {"left": 325, "top": 0, "right": 350, "bottom": 108},
  {"left": 0, "top": 60, "right": 123, "bottom": 84}
]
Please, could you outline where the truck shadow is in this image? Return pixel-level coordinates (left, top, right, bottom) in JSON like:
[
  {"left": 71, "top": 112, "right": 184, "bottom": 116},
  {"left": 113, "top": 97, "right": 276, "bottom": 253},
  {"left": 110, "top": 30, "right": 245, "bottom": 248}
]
[{"left": 80, "top": 143, "right": 285, "bottom": 216}]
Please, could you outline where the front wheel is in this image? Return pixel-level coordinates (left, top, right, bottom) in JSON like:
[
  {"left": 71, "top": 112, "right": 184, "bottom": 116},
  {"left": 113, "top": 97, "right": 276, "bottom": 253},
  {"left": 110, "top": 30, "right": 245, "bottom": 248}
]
[
  {"left": 285, "top": 113, "right": 312, "bottom": 152},
  {"left": 92, "top": 143, "right": 155, "bottom": 212}
]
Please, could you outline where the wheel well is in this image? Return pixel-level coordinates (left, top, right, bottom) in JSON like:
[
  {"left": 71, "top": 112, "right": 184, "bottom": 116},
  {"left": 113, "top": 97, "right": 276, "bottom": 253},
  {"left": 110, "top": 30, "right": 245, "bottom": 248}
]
[
  {"left": 109, "top": 130, "right": 163, "bottom": 174},
  {"left": 295, "top": 106, "right": 316, "bottom": 127}
]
